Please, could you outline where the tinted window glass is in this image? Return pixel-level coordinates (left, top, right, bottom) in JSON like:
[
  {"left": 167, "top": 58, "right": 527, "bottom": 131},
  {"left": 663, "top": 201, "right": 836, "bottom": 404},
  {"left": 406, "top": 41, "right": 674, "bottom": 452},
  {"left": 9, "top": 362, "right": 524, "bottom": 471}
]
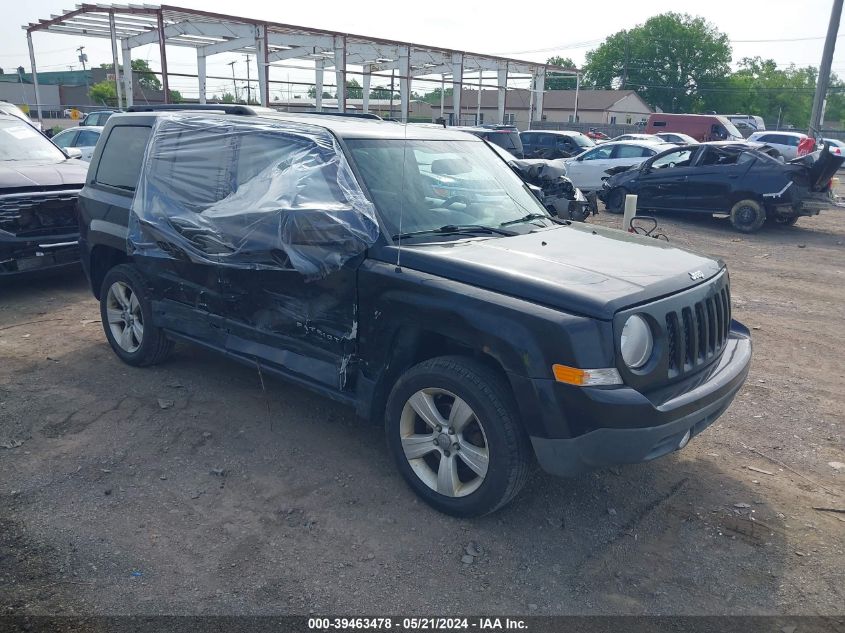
[
  {"left": 652, "top": 148, "right": 694, "bottom": 169},
  {"left": 520, "top": 133, "right": 535, "bottom": 144},
  {"left": 51, "top": 130, "right": 77, "bottom": 148},
  {"left": 652, "top": 121, "right": 667, "bottom": 127},
  {"left": 581, "top": 146, "right": 613, "bottom": 160},
  {"left": 538, "top": 135, "right": 555, "bottom": 147},
  {"left": 77, "top": 130, "right": 100, "bottom": 146},
  {"left": 95, "top": 125, "right": 152, "bottom": 191},
  {"left": 613, "top": 145, "right": 649, "bottom": 159}
]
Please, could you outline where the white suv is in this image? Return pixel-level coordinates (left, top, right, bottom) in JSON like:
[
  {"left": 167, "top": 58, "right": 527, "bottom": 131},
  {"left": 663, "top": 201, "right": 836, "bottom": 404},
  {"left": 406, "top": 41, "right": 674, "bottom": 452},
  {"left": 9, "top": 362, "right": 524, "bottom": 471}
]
[{"left": 747, "top": 131, "right": 807, "bottom": 160}]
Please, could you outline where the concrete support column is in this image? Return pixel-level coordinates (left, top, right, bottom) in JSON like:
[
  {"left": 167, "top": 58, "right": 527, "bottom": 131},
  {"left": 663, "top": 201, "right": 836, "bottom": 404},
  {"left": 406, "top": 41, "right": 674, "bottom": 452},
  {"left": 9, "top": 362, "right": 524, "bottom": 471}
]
[
  {"left": 315, "top": 59, "right": 324, "bottom": 111},
  {"left": 108, "top": 12, "right": 123, "bottom": 110},
  {"left": 476, "top": 71, "right": 482, "bottom": 125},
  {"left": 440, "top": 75, "right": 445, "bottom": 119},
  {"left": 399, "top": 45, "right": 410, "bottom": 123},
  {"left": 26, "top": 32, "right": 42, "bottom": 121},
  {"left": 362, "top": 65, "right": 371, "bottom": 113},
  {"left": 334, "top": 36, "right": 346, "bottom": 113},
  {"left": 121, "top": 39, "right": 134, "bottom": 107},
  {"left": 497, "top": 61, "right": 508, "bottom": 124},
  {"left": 156, "top": 10, "right": 170, "bottom": 103},
  {"left": 532, "top": 68, "right": 546, "bottom": 122},
  {"left": 196, "top": 49, "right": 207, "bottom": 104},
  {"left": 451, "top": 52, "right": 463, "bottom": 126},
  {"left": 255, "top": 25, "right": 269, "bottom": 106}
]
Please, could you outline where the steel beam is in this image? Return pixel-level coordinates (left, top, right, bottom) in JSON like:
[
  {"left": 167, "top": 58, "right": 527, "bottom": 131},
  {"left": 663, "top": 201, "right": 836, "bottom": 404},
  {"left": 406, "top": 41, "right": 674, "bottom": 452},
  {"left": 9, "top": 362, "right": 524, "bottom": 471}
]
[
  {"left": 334, "top": 36, "right": 346, "bottom": 113},
  {"left": 109, "top": 12, "right": 123, "bottom": 110},
  {"left": 26, "top": 32, "right": 42, "bottom": 121},
  {"left": 315, "top": 59, "right": 324, "bottom": 111},
  {"left": 497, "top": 61, "right": 508, "bottom": 125}
]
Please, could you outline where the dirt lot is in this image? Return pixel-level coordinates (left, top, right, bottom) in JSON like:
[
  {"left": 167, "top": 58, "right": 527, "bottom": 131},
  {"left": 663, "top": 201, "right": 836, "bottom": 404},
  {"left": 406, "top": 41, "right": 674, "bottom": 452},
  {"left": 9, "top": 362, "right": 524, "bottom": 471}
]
[{"left": 1, "top": 208, "right": 843, "bottom": 617}]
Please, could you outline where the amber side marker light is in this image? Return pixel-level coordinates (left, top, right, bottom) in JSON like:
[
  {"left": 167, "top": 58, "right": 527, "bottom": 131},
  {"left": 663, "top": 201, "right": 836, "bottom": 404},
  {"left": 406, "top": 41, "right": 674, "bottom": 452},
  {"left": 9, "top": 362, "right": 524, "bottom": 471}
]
[{"left": 552, "top": 364, "right": 622, "bottom": 386}]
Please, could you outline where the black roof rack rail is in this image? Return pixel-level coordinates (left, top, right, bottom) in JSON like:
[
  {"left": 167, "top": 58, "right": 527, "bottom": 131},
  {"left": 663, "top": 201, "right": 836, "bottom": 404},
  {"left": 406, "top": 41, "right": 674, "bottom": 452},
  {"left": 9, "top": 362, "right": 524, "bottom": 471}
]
[
  {"left": 302, "top": 111, "right": 383, "bottom": 120},
  {"left": 125, "top": 104, "right": 266, "bottom": 115}
]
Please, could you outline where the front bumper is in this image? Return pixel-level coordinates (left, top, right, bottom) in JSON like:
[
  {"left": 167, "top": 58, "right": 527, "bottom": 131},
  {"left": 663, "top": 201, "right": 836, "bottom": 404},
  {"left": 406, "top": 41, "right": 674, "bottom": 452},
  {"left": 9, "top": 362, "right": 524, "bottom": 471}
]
[
  {"left": 0, "top": 233, "right": 80, "bottom": 275},
  {"left": 529, "top": 322, "right": 752, "bottom": 477}
]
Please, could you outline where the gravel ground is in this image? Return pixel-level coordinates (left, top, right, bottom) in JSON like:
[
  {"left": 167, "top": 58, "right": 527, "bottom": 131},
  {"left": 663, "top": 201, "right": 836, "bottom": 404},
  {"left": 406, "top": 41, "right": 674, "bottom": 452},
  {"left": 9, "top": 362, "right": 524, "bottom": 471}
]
[{"left": 0, "top": 206, "right": 842, "bottom": 617}]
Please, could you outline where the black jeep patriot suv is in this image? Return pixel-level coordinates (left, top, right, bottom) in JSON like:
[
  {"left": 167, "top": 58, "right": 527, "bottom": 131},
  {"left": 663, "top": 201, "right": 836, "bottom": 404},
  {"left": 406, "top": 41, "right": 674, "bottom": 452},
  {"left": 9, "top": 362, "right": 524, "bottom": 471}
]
[{"left": 78, "top": 106, "right": 752, "bottom": 517}]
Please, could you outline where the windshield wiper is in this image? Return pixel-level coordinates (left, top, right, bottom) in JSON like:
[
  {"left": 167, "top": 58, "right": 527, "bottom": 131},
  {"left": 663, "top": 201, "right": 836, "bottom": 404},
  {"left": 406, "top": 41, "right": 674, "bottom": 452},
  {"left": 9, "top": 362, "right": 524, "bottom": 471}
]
[
  {"left": 392, "top": 224, "right": 517, "bottom": 241},
  {"left": 500, "top": 213, "right": 564, "bottom": 227}
]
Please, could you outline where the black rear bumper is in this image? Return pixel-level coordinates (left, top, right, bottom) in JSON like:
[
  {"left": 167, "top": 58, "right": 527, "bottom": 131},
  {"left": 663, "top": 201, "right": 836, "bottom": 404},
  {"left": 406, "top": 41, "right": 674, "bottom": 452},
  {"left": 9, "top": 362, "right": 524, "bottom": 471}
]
[{"left": 527, "top": 322, "right": 752, "bottom": 477}]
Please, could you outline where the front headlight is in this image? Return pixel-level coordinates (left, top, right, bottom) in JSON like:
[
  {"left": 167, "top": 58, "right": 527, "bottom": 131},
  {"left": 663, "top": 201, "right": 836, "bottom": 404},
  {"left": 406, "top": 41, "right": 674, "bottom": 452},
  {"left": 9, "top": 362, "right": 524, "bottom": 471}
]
[{"left": 620, "top": 315, "right": 653, "bottom": 369}]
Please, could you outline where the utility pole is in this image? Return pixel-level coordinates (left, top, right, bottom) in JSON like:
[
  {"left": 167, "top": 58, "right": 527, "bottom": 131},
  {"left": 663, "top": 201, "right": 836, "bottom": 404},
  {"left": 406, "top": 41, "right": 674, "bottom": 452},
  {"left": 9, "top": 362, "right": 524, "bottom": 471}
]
[
  {"left": 227, "top": 60, "right": 238, "bottom": 101},
  {"left": 810, "top": 0, "right": 843, "bottom": 135},
  {"left": 621, "top": 30, "right": 630, "bottom": 90},
  {"left": 77, "top": 45, "right": 89, "bottom": 94},
  {"left": 244, "top": 54, "right": 251, "bottom": 104}
]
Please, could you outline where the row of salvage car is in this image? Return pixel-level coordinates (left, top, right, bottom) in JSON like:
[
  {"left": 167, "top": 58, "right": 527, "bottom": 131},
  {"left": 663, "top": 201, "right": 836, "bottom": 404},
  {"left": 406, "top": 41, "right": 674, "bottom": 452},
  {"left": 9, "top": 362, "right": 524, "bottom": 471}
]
[
  {"left": 1, "top": 108, "right": 843, "bottom": 278},
  {"left": 461, "top": 126, "right": 844, "bottom": 233}
]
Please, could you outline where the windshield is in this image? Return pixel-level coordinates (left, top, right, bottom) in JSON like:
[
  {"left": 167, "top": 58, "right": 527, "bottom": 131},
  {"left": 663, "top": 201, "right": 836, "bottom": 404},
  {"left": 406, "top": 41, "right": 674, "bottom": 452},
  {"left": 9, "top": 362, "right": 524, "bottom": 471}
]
[
  {"left": 572, "top": 134, "right": 595, "bottom": 148},
  {"left": 346, "top": 139, "right": 549, "bottom": 238},
  {"left": 0, "top": 118, "right": 66, "bottom": 162},
  {"left": 718, "top": 117, "right": 743, "bottom": 139}
]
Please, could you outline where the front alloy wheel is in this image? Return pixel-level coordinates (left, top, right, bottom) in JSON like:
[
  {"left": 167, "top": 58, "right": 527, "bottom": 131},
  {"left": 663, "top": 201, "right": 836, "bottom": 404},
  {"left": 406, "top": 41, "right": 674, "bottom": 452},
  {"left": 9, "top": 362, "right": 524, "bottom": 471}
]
[
  {"left": 399, "top": 388, "right": 489, "bottom": 498},
  {"left": 386, "top": 356, "right": 532, "bottom": 517}
]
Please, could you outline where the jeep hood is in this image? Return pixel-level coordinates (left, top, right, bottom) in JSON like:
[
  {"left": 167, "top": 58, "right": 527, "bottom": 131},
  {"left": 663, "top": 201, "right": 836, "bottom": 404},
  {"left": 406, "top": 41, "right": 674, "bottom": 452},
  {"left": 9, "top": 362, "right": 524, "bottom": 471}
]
[
  {"left": 388, "top": 223, "right": 723, "bottom": 319},
  {"left": 0, "top": 160, "right": 88, "bottom": 191}
]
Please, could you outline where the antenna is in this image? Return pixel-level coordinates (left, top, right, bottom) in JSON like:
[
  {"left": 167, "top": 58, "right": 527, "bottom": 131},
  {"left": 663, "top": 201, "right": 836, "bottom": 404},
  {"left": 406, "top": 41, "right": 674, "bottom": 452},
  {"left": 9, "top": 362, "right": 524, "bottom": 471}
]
[{"left": 395, "top": 117, "right": 408, "bottom": 272}]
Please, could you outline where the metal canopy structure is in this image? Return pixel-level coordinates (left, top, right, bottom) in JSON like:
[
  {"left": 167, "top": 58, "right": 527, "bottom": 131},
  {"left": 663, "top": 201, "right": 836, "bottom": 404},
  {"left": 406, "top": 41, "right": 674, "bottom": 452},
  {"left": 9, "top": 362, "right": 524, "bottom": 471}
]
[{"left": 23, "top": 4, "right": 577, "bottom": 124}]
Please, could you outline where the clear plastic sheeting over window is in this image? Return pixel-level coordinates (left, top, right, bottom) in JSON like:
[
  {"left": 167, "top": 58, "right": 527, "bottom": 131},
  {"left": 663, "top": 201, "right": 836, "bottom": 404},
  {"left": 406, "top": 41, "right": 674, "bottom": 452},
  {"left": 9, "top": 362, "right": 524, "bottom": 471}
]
[{"left": 128, "top": 115, "right": 379, "bottom": 280}]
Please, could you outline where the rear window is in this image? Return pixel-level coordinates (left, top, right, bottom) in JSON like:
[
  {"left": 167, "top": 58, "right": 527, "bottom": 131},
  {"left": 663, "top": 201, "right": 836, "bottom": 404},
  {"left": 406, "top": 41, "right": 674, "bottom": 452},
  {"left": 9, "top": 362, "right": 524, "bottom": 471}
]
[
  {"left": 95, "top": 125, "right": 152, "bottom": 192},
  {"left": 485, "top": 131, "right": 522, "bottom": 153},
  {"left": 77, "top": 130, "right": 100, "bottom": 146}
]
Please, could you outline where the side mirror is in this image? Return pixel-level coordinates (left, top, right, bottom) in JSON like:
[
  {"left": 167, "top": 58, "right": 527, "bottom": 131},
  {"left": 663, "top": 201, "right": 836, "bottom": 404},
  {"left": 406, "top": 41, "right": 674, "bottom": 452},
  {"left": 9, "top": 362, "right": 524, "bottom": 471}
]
[{"left": 64, "top": 147, "right": 82, "bottom": 159}]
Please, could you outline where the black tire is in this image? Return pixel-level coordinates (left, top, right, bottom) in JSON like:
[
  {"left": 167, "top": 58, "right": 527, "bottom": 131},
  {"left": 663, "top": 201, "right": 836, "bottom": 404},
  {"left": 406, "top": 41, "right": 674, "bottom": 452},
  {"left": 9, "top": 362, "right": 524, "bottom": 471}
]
[
  {"left": 772, "top": 215, "right": 799, "bottom": 227},
  {"left": 99, "top": 264, "right": 174, "bottom": 367},
  {"left": 385, "top": 356, "right": 532, "bottom": 517},
  {"left": 729, "top": 198, "right": 766, "bottom": 233},
  {"left": 605, "top": 188, "right": 627, "bottom": 214}
]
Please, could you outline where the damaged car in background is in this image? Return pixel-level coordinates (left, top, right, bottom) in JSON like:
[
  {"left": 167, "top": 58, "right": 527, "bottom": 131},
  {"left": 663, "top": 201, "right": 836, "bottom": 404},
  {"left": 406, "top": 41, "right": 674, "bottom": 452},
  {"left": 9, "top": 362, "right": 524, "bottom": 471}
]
[
  {"left": 0, "top": 113, "right": 87, "bottom": 276},
  {"left": 485, "top": 142, "right": 593, "bottom": 221},
  {"left": 599, "top": 141, "right": 844, "bottom": 233},
  {"left": 79, "top": 107, "right": 751, "bottom": 517}
]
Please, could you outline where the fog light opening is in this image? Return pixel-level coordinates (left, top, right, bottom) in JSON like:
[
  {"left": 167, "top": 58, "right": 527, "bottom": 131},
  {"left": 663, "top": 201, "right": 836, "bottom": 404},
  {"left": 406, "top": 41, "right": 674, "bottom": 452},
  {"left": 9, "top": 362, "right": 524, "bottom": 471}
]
[{"left": 678, "top": 429, "right": 692, "bottom": 449}]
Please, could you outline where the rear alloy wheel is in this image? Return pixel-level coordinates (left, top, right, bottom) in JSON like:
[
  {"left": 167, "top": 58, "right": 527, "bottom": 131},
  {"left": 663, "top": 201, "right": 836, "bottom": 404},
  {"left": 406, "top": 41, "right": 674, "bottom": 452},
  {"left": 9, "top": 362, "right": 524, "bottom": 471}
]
[
  {"left": 100, "top": 264, "right": 174, "bottom": 367},
  {"left": 386, "top": 356, "right": 532, "bottom": 517},
  {"left": 605, "top": 188, "right": 627, "bottom": 214},
  {"left": 729, "top": 198, "right": 767, "bottom": 233}
]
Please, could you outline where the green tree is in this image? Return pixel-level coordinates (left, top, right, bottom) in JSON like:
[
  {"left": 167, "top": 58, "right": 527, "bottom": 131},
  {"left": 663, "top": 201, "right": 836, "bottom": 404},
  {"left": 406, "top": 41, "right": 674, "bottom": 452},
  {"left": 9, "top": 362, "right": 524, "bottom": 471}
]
[
  {"left": 345, "top": 78, "right": 363, "bottom": 99},
  {"left": 307, "top": 85, "right": 334, "bottom": 99},
  {"left": 168, "top": 89, "right": 183, "bottom": 104},
  {"left": 221, "top": 92, "right": 236, "bottom": 103},
  {"left": 89, "top": 80, "right": 117, "bottom": 106},
  {"left": 99, "top": 59, "right": 162, "bottom": 91},
  {"left": 545, "top": 56, "right": 577, "bottom": 91},
  {"left": 704, "top": 57, "right": 818, "bottom": 127},
  {"left": 419, "top": 86, "right": 451, "bottom": 104},
  {"left": 583, "top": 12, "right": 731, "bottom": 113}
]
